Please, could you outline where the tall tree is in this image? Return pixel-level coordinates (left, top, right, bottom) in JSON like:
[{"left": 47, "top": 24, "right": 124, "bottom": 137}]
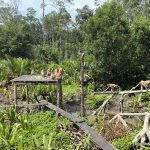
[
  {"left": 84, "top": 1, "right": 131, "bottom": 87},
  {"left": 76, "top": 5, "right": 93, "bottom": 29},
  {"left": 131, "top": 16, "right": 150, "bottom": 80}
]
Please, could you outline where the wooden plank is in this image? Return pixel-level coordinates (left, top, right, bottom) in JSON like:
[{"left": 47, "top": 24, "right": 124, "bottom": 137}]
[
  {"left": 14, "top": 84, "right": 17, "bottom": 105},
  {"left": 11, "top": 75, "right": 60, "bottom": 85},
  {"left": 119, "top": 113, "right": 147, "bottom": 116},
  {"left": 25, "top": 85, "right": 29, "bottom": 104},
  {"left": 57, "top": 81, "right": 63, "bottom": 108},
  {"left": 0, "top": 103, "right": 47, "bottom": 108},
  {"left": 42, "top": 100, "right": 117, "bottom": 150},
  {"left": 94, "top": 89, "right": 150, "bottom": 95},
  {"left": 120, "top": 90, "right": 150, "bottom": 94},
  {"left": 80, "top": 53, "right": 85, "bottom": 116},
  {"left": 94, "top": 91, "right": 119, "bottom": 94}
]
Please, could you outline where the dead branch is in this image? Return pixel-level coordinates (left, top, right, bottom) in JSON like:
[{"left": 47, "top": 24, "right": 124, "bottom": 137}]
[
  {"left": 109, "top": 114, "right": 128, "bottom": 128},
  {"left": 92, "top": 94, "right": 115, "bottom": 115},
  {"left": 133, "top": 113, "right": 150, "bottom": 145}
]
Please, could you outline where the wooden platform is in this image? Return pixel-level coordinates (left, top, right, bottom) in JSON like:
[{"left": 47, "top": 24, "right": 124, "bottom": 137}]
[
  {"left": 11, "top": 75, "right": 62, "bottom": 108},
  {"left": 11, "top": 75, "right": 60, "bottom": 84}
]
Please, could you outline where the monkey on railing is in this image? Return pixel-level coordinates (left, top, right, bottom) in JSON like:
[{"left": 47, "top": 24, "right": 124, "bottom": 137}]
[
  {"left": 131, "top": 80, "right": 150, "bottom": 90},
  {"left": 139, "top": 80, "right": 150, "bottom": 90},
  {"left": 105, "top": 83, "right": 121, "bottom": 92}
]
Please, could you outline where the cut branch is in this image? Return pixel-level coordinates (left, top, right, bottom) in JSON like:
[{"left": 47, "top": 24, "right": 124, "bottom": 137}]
[{"left": 92, "top": 94, "right": 115, "bottom": 115}]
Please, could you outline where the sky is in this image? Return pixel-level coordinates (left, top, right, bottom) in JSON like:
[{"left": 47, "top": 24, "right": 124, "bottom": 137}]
[{"left": 5, "top": 0, "right": 106, "bottom": 19}]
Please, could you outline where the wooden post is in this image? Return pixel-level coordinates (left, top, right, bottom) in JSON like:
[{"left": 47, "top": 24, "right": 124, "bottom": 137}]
[
  {"left": 119, "top": 94, "right": 124, "bottom": 113},
  {"left": 14, "top": 84, "right": 17, "bottom": 105},
  {"left": 25, "top": 85, "right": 29, "bottom": 104},
  {"left": 80, "top": 53, "right": 85, "bottom": 116},
  {"left": 57, "top": 80, "right": 63, "bottom": 108}
]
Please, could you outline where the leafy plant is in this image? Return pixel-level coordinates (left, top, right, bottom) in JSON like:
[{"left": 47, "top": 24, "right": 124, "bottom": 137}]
[
  {"left": 0, "top": 123, "right": 20, "bottom": 149},
  {"left": 86, "top": 94, "right": 108, "bottom": 109}
]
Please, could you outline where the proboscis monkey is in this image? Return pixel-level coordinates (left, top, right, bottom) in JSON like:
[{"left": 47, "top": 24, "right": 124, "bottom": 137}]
[
  {"left": 40, "top": 69, "right": 46, "bottom": 77},
  {"left": 55, "top": 68, "right": 65, "bottom": 80},
  {"left": 106, "top": 83, "right": 120, "bottom": 91},
  {"left": 139, "top": 80, "right": 150, "bottom": 90}
]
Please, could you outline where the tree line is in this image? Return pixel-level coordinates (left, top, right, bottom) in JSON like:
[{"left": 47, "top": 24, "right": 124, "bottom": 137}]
[{"left": 0, "top": 0, "right": 149, "bottom": 88}]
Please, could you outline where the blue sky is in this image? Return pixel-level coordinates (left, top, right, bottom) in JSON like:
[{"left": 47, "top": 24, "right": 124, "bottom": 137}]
[{"left": 5, "top": 0, "right": 106, "bottom": 18}]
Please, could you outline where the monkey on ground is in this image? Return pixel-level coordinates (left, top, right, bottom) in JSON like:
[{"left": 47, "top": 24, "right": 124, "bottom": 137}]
[
  {"left": 106, "top": 83, "right": 120, "bottom": 91},
  {"left": 139, "top": 80, "right": 150, "bottom": 90}
]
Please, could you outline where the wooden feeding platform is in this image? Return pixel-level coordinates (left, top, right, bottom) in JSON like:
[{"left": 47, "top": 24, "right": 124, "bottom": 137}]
[{"left": 11, "top": 75, "right": 62, "bottom": 108}]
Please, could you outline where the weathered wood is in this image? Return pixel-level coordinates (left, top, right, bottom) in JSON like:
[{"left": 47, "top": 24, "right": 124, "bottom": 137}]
[
  {"left": 94, "top": 91, "right": 119, "bottom": 94},
  {"left": 25, "top": 85, "right": 29, "bottom": 104},
  {"left": 92, "top": 94, "right": 115, "bottom": 115},
  {"left": 11, "top": 75, "right": 63, "bottom": 107},
  {"left": 94, "top": 89, "right": 150, "bottom": 95},
  {"left": 133, "top": 113, "right": 150, "bottom": 144},
  {"left": 119, "top": 113, "right": 148, "bottom": 116},
  {"left": 14, "top": 84, "right": 17, "bottom": 105},
  {"left": 11, "top": 75, "right": 59, "bottom": 84},
  {"left": 57, "top": 80, "right": 63, "bottom": 108},
  {"left": 80, "top": 53, "right": 85, "bottom": 116},
  {"left": 42, "top": 100, "right": 117, "bottom": 150},
  {"left": 119, "top": 94, "right": 124, "bottom": 113},
  {"left": 0, "top": 102, "right": 47, "bottom": 108}
]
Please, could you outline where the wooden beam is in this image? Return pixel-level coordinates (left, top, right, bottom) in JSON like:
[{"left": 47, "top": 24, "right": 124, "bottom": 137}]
[
  {"left": 14, "top": 84, "right": 17, "bottom": 105},
  {"left": 57, "top": 80, "right": 63, "bottom": 108},
  {"left": 0, "top": 103, "right": 47, "bottom": 108},
  {"left": 94, "top": 89, "right": 150, "bottom": 95},
  {"left": 80, "top": 52, "right": 85, "bottom": 116},
  {"left": 119, "top": 113, "right": 148, "bottom": 116},
  {"left": 25, "top": 85, "right": 29, "bottom": 104},
  {"left": 94, "top": 91, "right": 119, "bottom": 94},
  {"left": 42, "top": 100, "right": 117, "bottom": 150}
]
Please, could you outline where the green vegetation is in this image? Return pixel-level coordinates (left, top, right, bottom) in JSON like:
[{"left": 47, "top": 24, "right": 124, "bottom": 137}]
[
  {"left": 0, "top": 0, "right": 149, "bottom": 88},
  {"left": 0, "top": 0, "right": 150, "bottom": 149},
  {"left": 0, "top": 108, "right": 91, "bottom": 150},
  {"left": 86, "top": 94, "right": 107, "bottom": 109}
]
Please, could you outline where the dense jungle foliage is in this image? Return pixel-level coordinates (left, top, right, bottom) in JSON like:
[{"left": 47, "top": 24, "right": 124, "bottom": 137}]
[
  {"left": 0, "top": 0, "right": 149, "bottom": 89},
  {"left": 0, "top": 0, "right": 150, "bottom": 149}
]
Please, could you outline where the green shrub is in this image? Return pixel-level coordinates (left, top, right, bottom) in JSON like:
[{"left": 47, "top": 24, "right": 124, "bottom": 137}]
[
  {"left": 63, "top": 83, "right": 80, "bottom": 101},
  {"left": 86, "top": 94, "right": 108, "bottom": 109}
]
